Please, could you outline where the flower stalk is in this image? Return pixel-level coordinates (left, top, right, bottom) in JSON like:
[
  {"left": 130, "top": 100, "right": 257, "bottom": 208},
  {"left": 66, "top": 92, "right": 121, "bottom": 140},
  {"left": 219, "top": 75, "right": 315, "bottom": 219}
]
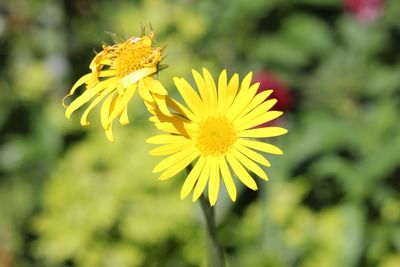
[{"left": 199, "top": 194, "right": 225, "bottom": 267}]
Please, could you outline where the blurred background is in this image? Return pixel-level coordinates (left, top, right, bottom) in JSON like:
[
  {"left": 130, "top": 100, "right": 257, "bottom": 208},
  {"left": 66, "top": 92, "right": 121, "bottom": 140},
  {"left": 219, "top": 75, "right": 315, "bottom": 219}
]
[{"left": 0, "top": 0, "right": 399, "bottom": 266}]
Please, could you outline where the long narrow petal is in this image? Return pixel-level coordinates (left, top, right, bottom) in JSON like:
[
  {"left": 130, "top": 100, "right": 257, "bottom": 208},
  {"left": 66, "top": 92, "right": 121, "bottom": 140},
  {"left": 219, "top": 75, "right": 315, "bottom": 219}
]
[
  {"left": 173, "top": 77, "right": 204, "bottom": 116},
  {"left": 65, "top": 77, "right": 118, "bottom": 119},
  {"left": 234, "top": 143, "right": 271, "bottom": 167},
  {"left": 192, "top": 69, "right": 211, "bottom": 109},
  {"left": 192, "top": 158, "right": 212, "bottom": 201},
  {"left": 146, "top": 134, "right": 191, "bottom": 145},
  {"left": 149, "top": 141, "right": 193, "bottom": 156},
  {"left": 108, "top": 84, "right": 137, "bottom": 124},
  {"left": 234, "top": 99, "right": 277, "bottom": 127},
  {"left": 145, "top": 77, "right": 167, "bottom": 95},
  {"left": 236, "top": 111, "right": 283, "bottom": 131},
  {"left": 101, "top": 93, "right": 115, "bottom": 129},
  {"left": 202, "top": 68, "right": 218, "bottom": 113},
  {"left": 80, "top": 85, "right": 116, "bottom": 126},
  {"left": 217, "top": 70, "right": 228, "bottom": 112},
  {"left": 180, "top": 157, "right": 207, "bottom": 200},
  {"left": 119, "top": 105, "right": 130, "bottom": 125},
  {"left": 231, "top": 148, "right": 268, "bottom": 180},
  {"left": 153, "top": 147, "right": 197, "bottom": 173},
  {"left": 235, "top": 90, "right": 273, "bottom": 119},
  {"left": 120, "top": 67, "right": 157, "bottom": 87},
  {"left": 221, "top": 73, "right": 239, "bottom": 112},
  {"left": 208, "top": 158, "right": 220, "bottom": 206},
  {"left": 159, "top": 151, "right": 199, "bottom": 180},
  {"left": 153, "top": 93, "right": 172, "bottom": 116},
  {"left": 226, "top": 153, "right": 258, "bottom": 190},
  {"left": 238, "top": 139, "right": 284, "bottom": 155},
  {"left": 219, "top": 156, "right": 237, "bottom": 201},
  {"left": 239, "top": 127, "right": 288, "bottom": 138},
  {"left": 165, "top": 97, "right": 199, "bottom": 123}
]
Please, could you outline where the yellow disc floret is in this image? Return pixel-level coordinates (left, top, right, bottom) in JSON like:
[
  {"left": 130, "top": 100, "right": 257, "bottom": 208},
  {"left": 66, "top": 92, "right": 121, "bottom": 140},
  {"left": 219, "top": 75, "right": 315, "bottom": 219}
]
[{"left": 196, "top": 116, "right": 237, "bottom": 157}]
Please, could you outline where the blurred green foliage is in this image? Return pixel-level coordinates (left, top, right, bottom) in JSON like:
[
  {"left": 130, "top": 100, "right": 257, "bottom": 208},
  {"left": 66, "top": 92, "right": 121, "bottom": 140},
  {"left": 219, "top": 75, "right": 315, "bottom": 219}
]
[{"left": 0, "top": 0, "right": 399, "bottom": 267}]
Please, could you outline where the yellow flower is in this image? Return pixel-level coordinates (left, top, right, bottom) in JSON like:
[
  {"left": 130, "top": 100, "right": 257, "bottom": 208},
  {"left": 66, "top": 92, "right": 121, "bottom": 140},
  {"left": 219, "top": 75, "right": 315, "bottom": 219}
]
[
  {"left": 147, "top": 68, "right": 288, "bottom": 206},
  {"left": 63, "top": 31, "right": 170, "bottom": 142}
]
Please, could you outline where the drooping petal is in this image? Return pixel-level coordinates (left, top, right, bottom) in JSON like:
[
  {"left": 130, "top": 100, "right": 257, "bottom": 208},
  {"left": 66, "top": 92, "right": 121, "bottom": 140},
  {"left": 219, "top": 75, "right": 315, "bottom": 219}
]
[{"left": 120, "top": 67, "right": 157, "bottom": 87}]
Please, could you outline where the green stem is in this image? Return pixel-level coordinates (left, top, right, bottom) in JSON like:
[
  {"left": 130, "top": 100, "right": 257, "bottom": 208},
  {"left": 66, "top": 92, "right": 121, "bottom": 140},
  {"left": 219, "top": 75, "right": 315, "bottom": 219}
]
[{"left": 199, "top": 194, "right": 225, "bottom": 267}]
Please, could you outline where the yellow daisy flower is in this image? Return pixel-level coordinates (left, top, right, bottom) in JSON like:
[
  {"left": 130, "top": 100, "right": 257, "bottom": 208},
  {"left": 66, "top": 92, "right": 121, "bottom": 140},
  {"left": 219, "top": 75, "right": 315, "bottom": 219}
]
[
  {"left": 63, "top": 31, "right": 170, "bottom": 142},
  {"left": 147, "top": 68, "right": 288, "bottom": 206}
]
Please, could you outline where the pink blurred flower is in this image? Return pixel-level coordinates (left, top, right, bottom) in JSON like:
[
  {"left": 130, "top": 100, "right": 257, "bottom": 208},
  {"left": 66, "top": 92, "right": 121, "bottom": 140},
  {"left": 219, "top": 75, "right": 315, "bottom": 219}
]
[
  {"left": 343, "top": 0, "right": 384, "bottom": 23},
  {"left": 252, "top": 71, "right": 293, "bottom": 128}
]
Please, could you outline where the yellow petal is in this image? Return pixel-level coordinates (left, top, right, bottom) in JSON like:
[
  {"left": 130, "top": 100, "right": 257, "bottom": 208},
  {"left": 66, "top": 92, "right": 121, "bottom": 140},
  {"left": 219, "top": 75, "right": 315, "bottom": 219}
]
[
  {"left": 217, "top": 69, "right": 228, "bottom": 112},
  {"left": 65, "top": 77, "right": 118, "bottom": 120},
  {"left": 221, "top": 73, "right": 239, "bottom": 112},
  {"left": 234, "top": 99, "right": 277, "bottom": 127},
  {"left": 226, "top": 153, "right": 258, "bottom": 190},
  {"left": 234, "top": 143, "right": 271, "bottom": 167},
  {"left": 236, "top": 111, "right": 283, "bottom": 131},
  {"left": 220, "top": 157, "right": 237, "bottom": 201},
  {"left": 192, "top": 69, "right": 211, "bottom": 108},
  {"left": 202, "top": 68, "right": 218, "bottom": 113},
  {"left": 145, "top": 77, "right": 168, "bottom": 95},
  {"left": 153, "top": 147, "right": 197, "bottom": 173},
  {"left": 146, "top": 134, "right": 190, "bottom": 144},
  {"left": 105, "top": 122, "right": 114, "bottom": 142},
  {"left": 235, "top": 90, "right": 273, "bottom": 119},
  {"left": 208, "top": 158, "right": 220, "bottom": 206},
  {"left": 138, "top": 80, "right": 153, "bottom": 102},
  {"left": 120, "top": 67, "right": 157, "bottom": 88},
  {"left": 108, "top": 84, "right": 137, "bottom": 124},
  {"left": 192, "top": 158, "right": 212, "bottom": 201},
  {"left": 101, "top": 93, "right": 115, "bottom": 130},
  {"left": 119, "top": 105, "right": 129, "bottom": 125},
  {"left": 239, "top": 127, "right": 288, "bottom": 138},
  {"left": 159, "top": 152, "right": 199, "bottom": 180},
  {"left": 180, "top": 157, "right": 207, "bottom": 200},
  {"left": 173, "top": 77, "right": 204, "bottom": 117},
  {"left": 165, "top": 97, "right": 199, "bottom": 123},
  {"left": 153, "top": 93, "right": 172, "bottom": 116},
  {"left": 238, "top": 139, "right": 283, "bottom": 155},
  {"left": 149, "top": 141, "right": 193, "bottom": 156},
  {"left": 231, "top": 148, "right": 268, "bottom": 180},
  {"left": 80, "top": 85, "right": 116, "bottom": 126}
]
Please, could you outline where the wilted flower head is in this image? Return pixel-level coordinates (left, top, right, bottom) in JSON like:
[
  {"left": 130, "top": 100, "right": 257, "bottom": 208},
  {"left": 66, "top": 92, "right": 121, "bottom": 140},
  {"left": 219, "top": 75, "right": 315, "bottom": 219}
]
[
  {"left": 63, "top": 30, "right": 170, "bottom": 141},
  {"left": 147, "top": 68, "right": 287, "bottom": 206},
  {"left": 343, "top": 0, "right": 384, "bottom": 23}
]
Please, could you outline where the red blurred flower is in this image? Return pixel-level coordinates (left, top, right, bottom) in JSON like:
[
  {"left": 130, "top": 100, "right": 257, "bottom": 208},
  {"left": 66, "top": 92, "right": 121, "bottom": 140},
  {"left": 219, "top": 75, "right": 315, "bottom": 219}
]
[
  {"left": 253, "top": 71, "right": 293, "bottom": 112},
  {"left": 252, "top": 71, "right": 293, "bottom": 128},
  {"left": 343, "top": 0, "right": 384, "bottom": 23}
]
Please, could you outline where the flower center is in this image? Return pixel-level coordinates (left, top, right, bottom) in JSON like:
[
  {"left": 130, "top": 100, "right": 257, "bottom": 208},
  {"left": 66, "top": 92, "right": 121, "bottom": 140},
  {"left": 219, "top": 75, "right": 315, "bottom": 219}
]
[
  {"left": 113, "top": 40, "right": 161, "bottom": 77},
  {"left": 196, "top": 116, "right": 237, "bottom": 157}
]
